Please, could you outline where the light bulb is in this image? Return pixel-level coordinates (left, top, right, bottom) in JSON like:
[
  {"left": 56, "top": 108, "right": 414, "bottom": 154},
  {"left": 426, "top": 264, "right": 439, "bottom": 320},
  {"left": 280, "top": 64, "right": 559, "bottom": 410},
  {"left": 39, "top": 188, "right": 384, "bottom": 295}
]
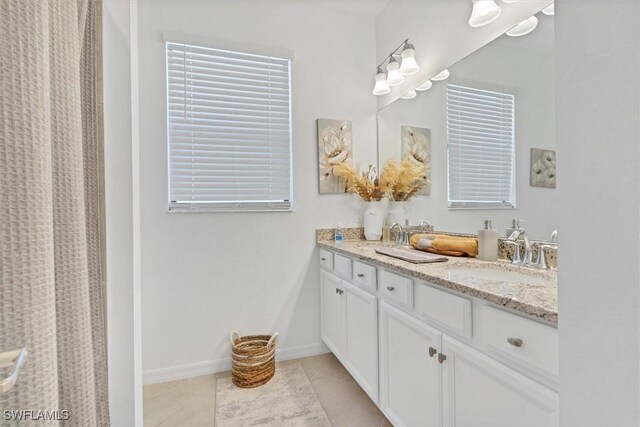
[
  {"left": 432, "top": 69, "right": 450, "bottom": 81},
  {"left": 542, "top": 3, "right": 554, "bottom": 15},
  {"left": 468, "top": 0, "right": 501, "bottom": 28},
  {"left": 415, "top": 80, "right": 432, "bottom": 91},
  {"left": 386, "top": 58, "right": 405, "bottom": 86},
  {"left": 399, "top": 43, "right": 419, "bottom": 76},
  {"left": 372, "top": 68, "right": 391, "bottom": 96},
  {"left": 506, "top": 15, "right": 538, "bottom": 37},
  {"left": 401, "top": 90, "right": 417, "bottom": 100}
]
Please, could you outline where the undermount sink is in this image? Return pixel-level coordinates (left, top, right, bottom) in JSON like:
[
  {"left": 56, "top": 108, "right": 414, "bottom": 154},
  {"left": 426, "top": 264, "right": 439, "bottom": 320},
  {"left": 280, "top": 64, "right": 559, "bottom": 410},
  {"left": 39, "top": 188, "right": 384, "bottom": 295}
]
[{"left": 447, "top": 266, "right": 551, "bottom": 286}]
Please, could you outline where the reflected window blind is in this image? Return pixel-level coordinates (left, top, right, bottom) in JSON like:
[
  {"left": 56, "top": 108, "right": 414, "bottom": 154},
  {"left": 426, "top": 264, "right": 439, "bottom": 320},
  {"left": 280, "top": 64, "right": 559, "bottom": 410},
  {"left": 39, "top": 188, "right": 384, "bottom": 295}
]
[
  {"left": 166, "top": 42, "right": 292, "bottom": 211},
  {"left": 446, "top": 84, "right": 515, "bottom": 209}
]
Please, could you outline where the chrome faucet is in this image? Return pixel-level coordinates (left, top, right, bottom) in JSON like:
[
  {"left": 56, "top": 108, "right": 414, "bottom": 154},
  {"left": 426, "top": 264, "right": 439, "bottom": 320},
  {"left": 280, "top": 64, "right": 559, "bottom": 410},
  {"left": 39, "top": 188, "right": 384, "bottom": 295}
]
[
  {"left": 532, "top": 229, "right": 558, "bottom": 270},
  {"left": 390, "top": 223, "right": 408, "bottom": 245},
  {"left": 507, "top": 229, "right": 533, "bottom": 265},
  {"left": 418, "top": 221, "right": 433, "bottom": 232}
]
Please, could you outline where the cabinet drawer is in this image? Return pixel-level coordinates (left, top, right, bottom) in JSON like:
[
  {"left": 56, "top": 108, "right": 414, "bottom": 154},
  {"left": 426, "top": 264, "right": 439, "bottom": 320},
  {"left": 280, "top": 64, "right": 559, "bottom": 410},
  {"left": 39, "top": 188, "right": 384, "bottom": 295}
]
[
  {"left": 352, "top": 261, "right": 376, "bottom": 293},
  {"left": 334, "top": 254, "right": 352, "bottom": 280},
  {"left": 483, "top": 306, "right": 558, "bottom": 381},
  {"left": 319, "top": 249, "right": 333, "bottom": 271},
  {"left": 416, "top": 284, "right": 472, "bottom": 339},
  {"left": 379, "top": 270, "right": 413, "bottom": 310}
]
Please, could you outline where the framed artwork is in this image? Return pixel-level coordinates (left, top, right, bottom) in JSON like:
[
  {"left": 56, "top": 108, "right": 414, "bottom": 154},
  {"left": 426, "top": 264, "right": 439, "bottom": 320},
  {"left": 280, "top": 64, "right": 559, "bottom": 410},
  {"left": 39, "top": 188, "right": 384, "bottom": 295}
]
[
  {"left": 317, "top": 119, "right": 352, "bottom": 194},
  {"left": 530, "top": 148, "right": 556, "bottom": 188},
  {"left": 402, "top": 126, "right": 431, "bottom": 195}
]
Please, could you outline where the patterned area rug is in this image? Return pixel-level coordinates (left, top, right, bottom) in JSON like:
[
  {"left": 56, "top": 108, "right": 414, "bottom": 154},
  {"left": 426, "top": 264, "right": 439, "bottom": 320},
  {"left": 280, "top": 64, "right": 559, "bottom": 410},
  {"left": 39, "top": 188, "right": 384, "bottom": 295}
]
[{"left": 215, "top": 363, "right": 331, "bottom": 426}]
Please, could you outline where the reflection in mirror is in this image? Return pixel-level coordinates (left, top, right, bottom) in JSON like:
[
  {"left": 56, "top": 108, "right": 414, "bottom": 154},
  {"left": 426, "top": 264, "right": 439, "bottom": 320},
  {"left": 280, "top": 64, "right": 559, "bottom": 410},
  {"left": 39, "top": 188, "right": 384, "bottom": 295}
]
[{"left": 377, "top": 13, "right": 555, "bottom": 240}]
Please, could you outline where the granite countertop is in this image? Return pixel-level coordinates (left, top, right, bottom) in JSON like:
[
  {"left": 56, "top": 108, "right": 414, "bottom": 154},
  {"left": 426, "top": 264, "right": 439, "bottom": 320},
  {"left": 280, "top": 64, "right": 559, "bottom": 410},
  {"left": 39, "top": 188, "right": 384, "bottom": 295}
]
[{"left": 318, "top": 239, "right": 558, "bottom": 325}]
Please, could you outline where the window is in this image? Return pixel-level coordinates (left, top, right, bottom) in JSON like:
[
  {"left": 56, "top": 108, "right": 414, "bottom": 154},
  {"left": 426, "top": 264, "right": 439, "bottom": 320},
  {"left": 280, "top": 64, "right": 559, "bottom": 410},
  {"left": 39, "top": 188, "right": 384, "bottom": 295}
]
[
  {"left": 166, "top": 42, "right": 292, "bottom": 211},
  {"left": 446, "top": 84, "right": 515, "bottom": 209}
]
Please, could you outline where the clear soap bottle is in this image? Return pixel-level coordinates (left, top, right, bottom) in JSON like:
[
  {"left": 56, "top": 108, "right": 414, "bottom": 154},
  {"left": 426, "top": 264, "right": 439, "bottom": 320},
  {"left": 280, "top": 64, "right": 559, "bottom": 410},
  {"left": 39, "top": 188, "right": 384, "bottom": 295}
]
[{"left": 335, "top": 223, "right": 344, "bottom": 247}]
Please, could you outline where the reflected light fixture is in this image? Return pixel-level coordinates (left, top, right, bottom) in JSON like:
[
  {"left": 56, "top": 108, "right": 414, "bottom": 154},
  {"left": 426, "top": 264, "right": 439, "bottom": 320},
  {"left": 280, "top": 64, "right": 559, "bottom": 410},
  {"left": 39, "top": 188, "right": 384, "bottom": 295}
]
[
  {"left": 431, "top": 69, "right": 450, "bottom": 81},
  {"left": 506, "top": 15, "right": 538, "bottom": 37},
  {"left": 386, "top": 57, "right": 405, "bottom": 86},
  {"left": 468, "top": 0, "right": 501, "bottom": 28},
  {"left": 401, "top": 90, "right": 417, "bottom": 100},
  {"left": 415, "top": 80, "right": 433, "bottom": 91},
  {"left": 542, "top": 3, "right": 554, "bottom": 15},
  {"left": 372, "top": 67, "right": 391, "bottom": 95},
  {"left": 399, "top": 43, "right": 420, "bottom": 76}
]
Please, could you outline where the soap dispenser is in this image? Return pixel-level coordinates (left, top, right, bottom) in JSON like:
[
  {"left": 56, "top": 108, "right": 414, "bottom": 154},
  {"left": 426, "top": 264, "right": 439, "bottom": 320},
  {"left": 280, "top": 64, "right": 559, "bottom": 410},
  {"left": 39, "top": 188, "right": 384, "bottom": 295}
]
[
  {"left": 506, "top": 219, "right": 520, "bottom": 238},
  {"left": 478, "top": 219, "right": 498, "bottom": 261}
]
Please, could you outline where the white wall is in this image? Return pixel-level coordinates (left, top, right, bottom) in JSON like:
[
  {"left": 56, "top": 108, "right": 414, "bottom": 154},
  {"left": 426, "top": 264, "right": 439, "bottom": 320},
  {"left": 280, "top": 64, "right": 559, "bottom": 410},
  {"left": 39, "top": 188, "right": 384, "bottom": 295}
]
[
  {"left": 103, "top": 0, "right": 142, "bottom": 424},
  {"left": 138, "top": 0, "right": 378, "bottom": 380},
  {"left": 377, "top": 19, "right": 556, "bottom": 239},
  {"left": 557, "top": 1, "right": 640, "bottom": 425},
  {"left": 375, "top": 0, "right": 552, "bottom": 109}
]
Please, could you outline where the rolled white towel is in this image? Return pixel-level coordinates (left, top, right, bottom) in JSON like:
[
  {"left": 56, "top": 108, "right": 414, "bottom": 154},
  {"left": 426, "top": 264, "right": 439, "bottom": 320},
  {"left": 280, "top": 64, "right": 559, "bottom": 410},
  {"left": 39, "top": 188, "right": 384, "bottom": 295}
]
[{"left": 416, "top": 236, "right": 434, "bottom": 249}]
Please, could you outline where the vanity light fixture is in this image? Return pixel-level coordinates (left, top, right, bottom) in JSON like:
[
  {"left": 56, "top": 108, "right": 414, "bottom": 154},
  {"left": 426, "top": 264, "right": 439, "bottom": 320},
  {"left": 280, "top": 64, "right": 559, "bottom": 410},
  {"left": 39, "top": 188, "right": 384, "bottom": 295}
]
[
  {"left": 431, "top": 69, "right": 450, "bottom": 81},
  {"left": 468, "top": 0, "right": 501, "bottom": 28},
  {"left": 386, "top": 57, "right": 405, "bottom": 86},
  {"left": 399, "top": 43, "right": 420, "bottom": 76},
  {"left": 372, "top": 39, "right": 419, "bottom": 96},
  {"left": 401, "top": 90, "right": 417, "bottom": 100},
  {"left": 372, "top": 67, "right": 391, "bottom": 95},
  {"left": 506, "top": 15, "right": 538, "bottom": 37},
  {"left": 541, "top": 3, "right": 554, "bottom": 15},
  {"left": 415, "top": 80, "right": 433, "bottom": 91}
]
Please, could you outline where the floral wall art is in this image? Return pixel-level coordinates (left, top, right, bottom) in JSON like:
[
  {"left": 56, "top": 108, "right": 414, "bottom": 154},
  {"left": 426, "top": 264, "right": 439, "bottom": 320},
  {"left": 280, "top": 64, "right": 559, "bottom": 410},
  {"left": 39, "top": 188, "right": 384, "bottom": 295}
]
[
  {"left": 402, "top": 126, "right": 431, "bottom": 195},
  {"left": 530, "top": 148, "right": 556, "bottom": 188},
  {"left": 317, "top": 119, "right": 353, "bottom": 194}
]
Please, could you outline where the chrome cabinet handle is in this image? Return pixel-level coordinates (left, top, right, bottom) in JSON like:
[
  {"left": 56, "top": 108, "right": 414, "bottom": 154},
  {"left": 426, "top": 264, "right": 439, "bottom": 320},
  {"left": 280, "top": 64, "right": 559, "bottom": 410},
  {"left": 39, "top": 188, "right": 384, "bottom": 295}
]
[
  {"left": 386, "top": 286, "right": 395, "bottom": 291},
  {"left": 321, "top": 257, "right": 327, "bottom": 261},
  {"left": 438, "top": 353, "right": 447, "bottom": 364},
  {"left": 0, "top": 348, "right": 27, "bottom": 394},
  {"left": 357, "top": 273, "right": 365, "bottom": 278},
  {"left": 428, "top": 347, "right": 437, "bottom": 358},
  {"left": 335, "top": 288, "right": 344, "bottom": 295},
  {"left": 507, "top": 337, "right": 523, "bottom": 347}
]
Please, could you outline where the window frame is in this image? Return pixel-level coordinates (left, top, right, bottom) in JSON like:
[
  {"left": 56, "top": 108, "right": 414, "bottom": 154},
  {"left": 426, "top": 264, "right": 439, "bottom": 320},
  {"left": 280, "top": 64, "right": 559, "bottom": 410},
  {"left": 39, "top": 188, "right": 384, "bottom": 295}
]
[
  {"left": 446, "top": 83, "right": 516, "bottom": 210},
  {"left": 165, "top": 41, "right": 294, "bottom": 213}
]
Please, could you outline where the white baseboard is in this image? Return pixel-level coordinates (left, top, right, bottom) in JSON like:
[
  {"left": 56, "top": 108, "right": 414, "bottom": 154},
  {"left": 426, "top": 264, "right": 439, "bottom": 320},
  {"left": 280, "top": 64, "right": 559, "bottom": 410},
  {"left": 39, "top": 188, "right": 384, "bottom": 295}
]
[{"left": 142, "top": 342, "right": 329, "bottom": 385}]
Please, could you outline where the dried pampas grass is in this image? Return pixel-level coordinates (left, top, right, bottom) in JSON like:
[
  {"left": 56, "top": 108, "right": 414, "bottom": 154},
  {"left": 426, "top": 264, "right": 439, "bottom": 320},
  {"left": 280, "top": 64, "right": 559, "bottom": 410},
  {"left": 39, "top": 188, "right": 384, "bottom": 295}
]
[
  {"left": 333, "top": 163, "right": 386, "bottom": 202},
  {"left": 334, "top": 159, "right": 426, "bottom": 202},
  {"left": 381, "top": 159, "right": 427, "bottom": 201}
]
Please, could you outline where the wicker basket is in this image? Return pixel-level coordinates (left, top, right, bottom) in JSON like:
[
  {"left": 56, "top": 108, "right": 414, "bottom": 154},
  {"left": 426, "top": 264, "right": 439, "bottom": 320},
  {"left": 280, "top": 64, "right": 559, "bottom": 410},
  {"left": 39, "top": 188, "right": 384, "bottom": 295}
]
[{"left": 230, "top": 330, "right": 278, "bottom": 388}]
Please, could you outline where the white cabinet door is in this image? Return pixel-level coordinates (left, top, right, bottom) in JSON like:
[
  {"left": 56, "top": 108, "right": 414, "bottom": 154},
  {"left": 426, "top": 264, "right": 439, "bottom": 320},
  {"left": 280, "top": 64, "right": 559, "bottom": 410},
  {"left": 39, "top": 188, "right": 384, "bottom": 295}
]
[
  {"left": 441, "top": 336, "right": 559, "bottom": 427},
  {"left": 379, "top": 302, "right": 442, "bottom": 427},
  {"left": 344, "top": 281, "right": 378, "bottom": 403},
  {"left": 320, "top": 270, "right": 346, "bottom": 360}
]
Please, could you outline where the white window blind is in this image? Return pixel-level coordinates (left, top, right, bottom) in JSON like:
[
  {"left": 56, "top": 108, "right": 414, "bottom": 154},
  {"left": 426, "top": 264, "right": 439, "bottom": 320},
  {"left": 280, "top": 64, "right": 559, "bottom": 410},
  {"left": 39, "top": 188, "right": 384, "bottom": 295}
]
[
  {"left": 446, "top": 84, "right": 515, "bottom": 209},
  {"left": 166, "top": 42, "right": 292, "bottom": 211}
]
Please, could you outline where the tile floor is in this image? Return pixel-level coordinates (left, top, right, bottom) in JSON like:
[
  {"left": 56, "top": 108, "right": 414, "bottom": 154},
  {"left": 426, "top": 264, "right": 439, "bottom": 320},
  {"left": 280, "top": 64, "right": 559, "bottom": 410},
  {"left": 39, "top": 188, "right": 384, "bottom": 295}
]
[{"left": 143, "top": 353, "right": 391, "bottom": 426}]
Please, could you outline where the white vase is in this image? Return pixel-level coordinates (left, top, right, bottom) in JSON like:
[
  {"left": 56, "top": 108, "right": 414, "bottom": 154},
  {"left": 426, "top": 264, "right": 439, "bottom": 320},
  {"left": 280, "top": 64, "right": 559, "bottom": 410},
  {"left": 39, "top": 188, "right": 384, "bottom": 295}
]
[
  {"left": 363, "top": 201, "right": 383, "bottom": 241},
  {"left": 387, "top": 201, "right": 407, "bottom": 226}
]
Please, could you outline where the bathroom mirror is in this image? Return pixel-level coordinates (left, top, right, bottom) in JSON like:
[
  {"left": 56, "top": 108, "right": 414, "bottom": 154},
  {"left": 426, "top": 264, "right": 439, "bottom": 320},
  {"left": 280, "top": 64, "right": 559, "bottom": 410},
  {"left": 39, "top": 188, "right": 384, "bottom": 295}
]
[{"left": 377, "top": 13, "right": 556, "bottom": 240}]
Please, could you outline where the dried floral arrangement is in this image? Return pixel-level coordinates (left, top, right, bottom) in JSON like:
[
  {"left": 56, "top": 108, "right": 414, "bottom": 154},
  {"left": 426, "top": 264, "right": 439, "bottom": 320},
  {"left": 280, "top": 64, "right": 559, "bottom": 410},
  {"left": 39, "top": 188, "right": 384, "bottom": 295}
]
[
  {"left": 382, "top": 159, "right": 427, "bottom": 201},
  {"left": 333, "top": 159, "right": 426, "bottom": 202},
  {"left": 333, "top": 163, "right": 387, "bottom": 201}
]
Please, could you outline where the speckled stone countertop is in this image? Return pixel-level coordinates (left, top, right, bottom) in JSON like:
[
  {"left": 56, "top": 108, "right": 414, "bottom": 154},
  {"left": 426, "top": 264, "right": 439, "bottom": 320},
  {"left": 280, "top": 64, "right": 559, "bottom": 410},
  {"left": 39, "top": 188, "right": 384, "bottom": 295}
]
[{"left": 318, "top": 238, "right": 558, "bottom": 325}]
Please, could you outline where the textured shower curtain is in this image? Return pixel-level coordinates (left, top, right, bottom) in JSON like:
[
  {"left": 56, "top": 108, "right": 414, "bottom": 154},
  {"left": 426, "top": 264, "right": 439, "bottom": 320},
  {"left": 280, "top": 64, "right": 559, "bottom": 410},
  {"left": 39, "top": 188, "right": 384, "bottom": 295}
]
[{"left": 0, "top": 0, "right": 109, "bottom": 425}]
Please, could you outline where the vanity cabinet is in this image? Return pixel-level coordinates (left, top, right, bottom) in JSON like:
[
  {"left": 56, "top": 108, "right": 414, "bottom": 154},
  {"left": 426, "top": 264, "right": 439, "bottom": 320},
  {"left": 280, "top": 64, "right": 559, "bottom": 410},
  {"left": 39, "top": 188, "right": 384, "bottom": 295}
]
[
  {"left": 320, "top": 270, "right": 346, "bottom": 360},
  {"left": 379, "top": 302, "right": 442, "bottom": 426},
  {"left": 441, "top": 336, "right": 559, "bottom": 427},
  {"left": 344, "top": 281, "right": 378, "bottom": 402},
  {"left": 320, "top": 269, "right": 378, "bottom": 403},
  {"left": 318, "top": 247, "right": 558, "bottom": 427}
]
